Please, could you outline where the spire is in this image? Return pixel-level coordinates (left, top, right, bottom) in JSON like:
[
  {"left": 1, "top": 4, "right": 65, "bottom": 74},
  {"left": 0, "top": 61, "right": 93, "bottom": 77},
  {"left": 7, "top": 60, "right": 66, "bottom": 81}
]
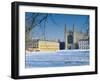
[
  {"left": 72, "top": 24, "right": 75, "bottom": 49},
  {"left": 65, "top": 24, "right": 67, "bottom": 34},
  {"left": 64, "top": 24, "right": 67, "bottom": 49},
  {"left": 73, "top": 24, "right": 75, "bottom": 32},
  {"left": 81, "top": 26, "right": 82, "bottom": 33},
  {"left": 64, "top": 24, "right": 67, "bottom": 42}
]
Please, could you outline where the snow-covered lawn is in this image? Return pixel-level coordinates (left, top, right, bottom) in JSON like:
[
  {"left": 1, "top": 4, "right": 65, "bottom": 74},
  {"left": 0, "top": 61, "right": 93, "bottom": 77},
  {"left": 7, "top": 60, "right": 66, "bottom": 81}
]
[{"left": 25, "top": 50, "right": 89, "bottom": 68}]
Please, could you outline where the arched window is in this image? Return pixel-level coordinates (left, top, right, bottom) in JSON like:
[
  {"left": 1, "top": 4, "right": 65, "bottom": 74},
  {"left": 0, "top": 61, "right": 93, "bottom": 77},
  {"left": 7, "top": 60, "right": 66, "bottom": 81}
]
[{"left": 67, "top": 35, "right": 73, "bottom": 44}]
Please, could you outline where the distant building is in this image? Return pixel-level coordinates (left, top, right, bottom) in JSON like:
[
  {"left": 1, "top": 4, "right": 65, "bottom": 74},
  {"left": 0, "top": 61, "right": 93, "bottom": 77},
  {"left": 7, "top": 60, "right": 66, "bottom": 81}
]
[
  {"left": 59, "top": 42, "right": 65, "bottom": 50},
  {"left": 64, "top": 25, "right": 89, "bottom": 49},
  {"left": 78, "top": 39, "right": 89, "bottom": 49},
  {"left": 26, "top": 39, "right": 59, "bottom": 52}
]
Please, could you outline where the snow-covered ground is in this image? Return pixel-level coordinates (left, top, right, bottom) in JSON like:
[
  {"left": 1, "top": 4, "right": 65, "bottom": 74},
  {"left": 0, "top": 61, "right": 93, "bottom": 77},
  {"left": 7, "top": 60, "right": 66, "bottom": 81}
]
[{"left": 25, "top": 50, "right": 89, "bottom": 68}]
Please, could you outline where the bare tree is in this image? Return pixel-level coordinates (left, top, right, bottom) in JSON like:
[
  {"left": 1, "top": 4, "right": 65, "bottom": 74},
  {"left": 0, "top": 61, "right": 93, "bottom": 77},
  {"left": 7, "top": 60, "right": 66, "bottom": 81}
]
[{"left": 25, "top": 13, "right": 49, "bottom": 48}]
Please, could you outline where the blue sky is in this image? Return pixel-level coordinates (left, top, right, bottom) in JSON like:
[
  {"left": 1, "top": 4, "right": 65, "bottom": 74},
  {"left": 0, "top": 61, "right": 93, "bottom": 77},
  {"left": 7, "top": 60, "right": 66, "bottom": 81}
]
[{"left": 25, "top": 12, "right": 89, "bottom": 41}]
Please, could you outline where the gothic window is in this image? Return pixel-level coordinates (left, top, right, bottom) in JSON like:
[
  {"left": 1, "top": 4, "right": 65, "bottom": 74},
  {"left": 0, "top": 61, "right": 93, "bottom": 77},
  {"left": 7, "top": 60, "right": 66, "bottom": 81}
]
[{"left": 67, "top": 35, "right": 73, "bottom": 44}]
